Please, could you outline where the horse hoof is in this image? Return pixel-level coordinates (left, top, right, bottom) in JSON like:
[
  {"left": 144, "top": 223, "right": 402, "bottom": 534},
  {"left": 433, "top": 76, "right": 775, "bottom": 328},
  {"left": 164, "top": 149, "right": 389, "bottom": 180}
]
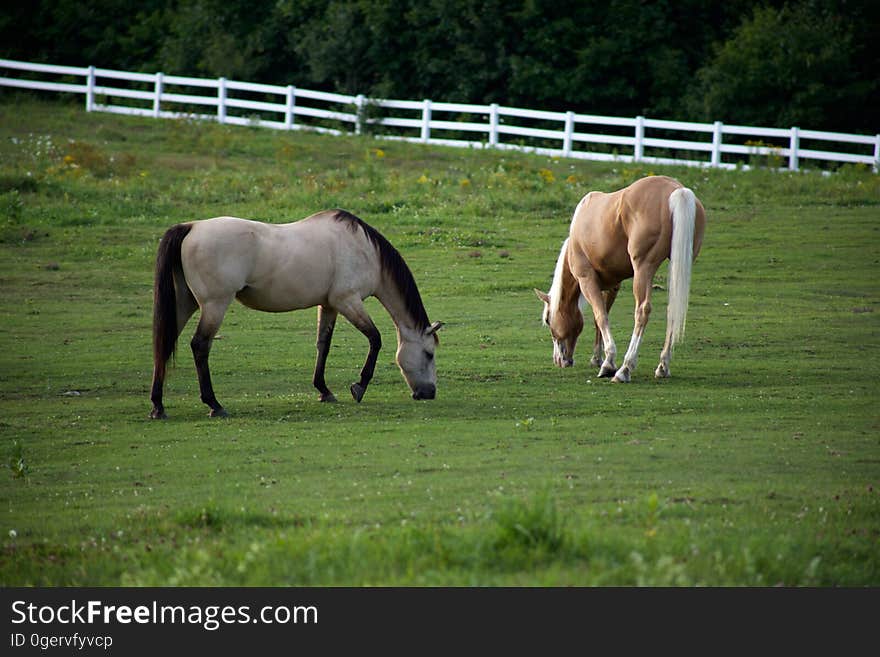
[
  {"left": 350, "top": 383, "right": 366, "bottom": 403},
  {"left": 209, "top": 407, "right": 229, "bottom": 418},
  {"left": 655, "top": 364, "right": 670, "bottom": 378},
  {"left": 320, "top": 392, "right": 338, "bottom": 403},
  {"left": 149, "top": 409, "right": 167, "bottom": 420},
  {"left": 597, "top": 365, "right": 617, "bottom": 378},
  {"left": 611, "top": 369, "right": 631, "bottom": 383}
]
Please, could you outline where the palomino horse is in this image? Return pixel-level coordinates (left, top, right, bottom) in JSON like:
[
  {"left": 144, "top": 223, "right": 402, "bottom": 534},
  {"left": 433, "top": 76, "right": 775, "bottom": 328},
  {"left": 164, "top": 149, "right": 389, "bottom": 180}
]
[
  {"left": 535, "top": 175, "right": 705, "bottom": 382},
  {"left": 149, "top": 209, "right": 443, "bottom": 419}
]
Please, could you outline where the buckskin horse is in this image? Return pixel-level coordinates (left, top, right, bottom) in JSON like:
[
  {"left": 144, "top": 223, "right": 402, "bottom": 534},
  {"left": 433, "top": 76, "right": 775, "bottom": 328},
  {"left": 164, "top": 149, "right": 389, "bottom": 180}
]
[
  {"left": 535, "top": 175, "right": 706, "bottom": 382},
  {"left": 149, "top": 209, "right": 443, "bottom": 419}
]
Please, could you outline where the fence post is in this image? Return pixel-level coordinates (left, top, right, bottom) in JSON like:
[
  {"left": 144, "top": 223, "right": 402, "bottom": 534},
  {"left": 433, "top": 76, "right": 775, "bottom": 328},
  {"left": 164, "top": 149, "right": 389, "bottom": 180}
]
[
  {"left": 788, "top": 126, "right": 800, "bottom": 171},
  {"left": 873, "top": 134, "right": 879, "bottom": 174},
  {"left": 153, "top": 72, "right": 163, "bottom": 118},
  {"left": 217, "top": 77, "right": 227, "bottom": 124},
  {"left": 634, "top": 115, "right": 645, "bottom": 161},
  {"left": 285, "top": 85, "right": 296, "bottom": 130},
  {"left": 355, "top": 94, "right": 365, "bottom": 135},
  {"left": 489, "top": 103, "right": 499, "bottom": 147},
  {"left": 563, "top": 111, "right": 574, "bottom": 158},
  {"left": 85, "top": 66, "right": 96, "bottom": 112},
  {"left": 421, "top": 99, "right": 432, "bottom": 143},
  {"left": 711, "top": 121, "right": 723, "bottom": 168}
]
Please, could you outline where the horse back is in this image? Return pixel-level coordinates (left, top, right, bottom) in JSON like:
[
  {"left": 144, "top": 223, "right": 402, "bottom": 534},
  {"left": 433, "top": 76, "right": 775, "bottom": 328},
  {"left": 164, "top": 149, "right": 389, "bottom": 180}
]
[
  {"left": 569, "top": 176, "right": 687, "bottom": 285},
  {"left": 181, "top": 217, "right": 262, "bottom": 296},
  {"left": 181, "top": 214, "right": 381, "bottom": 312}
]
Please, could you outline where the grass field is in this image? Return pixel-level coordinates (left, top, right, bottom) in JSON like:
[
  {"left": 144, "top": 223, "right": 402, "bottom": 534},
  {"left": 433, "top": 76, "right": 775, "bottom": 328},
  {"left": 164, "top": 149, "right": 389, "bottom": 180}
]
[{"left": 1, "top": 97, "right": 878, "bottom": 586}]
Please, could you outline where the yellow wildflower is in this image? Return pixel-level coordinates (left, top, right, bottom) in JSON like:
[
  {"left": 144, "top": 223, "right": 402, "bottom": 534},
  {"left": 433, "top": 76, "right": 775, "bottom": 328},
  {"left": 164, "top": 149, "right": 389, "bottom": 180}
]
[{"left": 538, "top": 168, "right": 555, "bottom": 184}]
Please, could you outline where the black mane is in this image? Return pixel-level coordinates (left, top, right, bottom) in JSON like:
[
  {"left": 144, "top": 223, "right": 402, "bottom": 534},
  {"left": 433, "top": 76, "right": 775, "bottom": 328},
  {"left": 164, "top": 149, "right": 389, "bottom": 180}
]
[{"left": 331, "top": 210, "right": 431, "bottom": 330}]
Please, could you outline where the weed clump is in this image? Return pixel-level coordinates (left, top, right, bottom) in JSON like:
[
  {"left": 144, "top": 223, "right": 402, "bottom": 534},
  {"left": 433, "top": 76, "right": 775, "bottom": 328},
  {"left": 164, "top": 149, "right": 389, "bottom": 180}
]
[{"left": 491, "top": 493, "right": 567, "bottom": 559}]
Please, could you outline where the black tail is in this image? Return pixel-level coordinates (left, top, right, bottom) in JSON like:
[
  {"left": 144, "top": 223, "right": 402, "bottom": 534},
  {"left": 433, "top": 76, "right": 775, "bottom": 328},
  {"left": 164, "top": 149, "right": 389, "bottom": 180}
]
[{"left": 153, "top": 224, "right": 192, "bottom": 377}]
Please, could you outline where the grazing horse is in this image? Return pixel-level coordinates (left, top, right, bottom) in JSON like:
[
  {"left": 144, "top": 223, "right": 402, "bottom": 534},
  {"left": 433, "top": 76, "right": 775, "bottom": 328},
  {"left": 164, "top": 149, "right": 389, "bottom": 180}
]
[
  {"left": 149, "top": 209, "right": 443, "bottom": 419},
  {"left": 535, "top": 175, "right": 706, "bottom": 382}
]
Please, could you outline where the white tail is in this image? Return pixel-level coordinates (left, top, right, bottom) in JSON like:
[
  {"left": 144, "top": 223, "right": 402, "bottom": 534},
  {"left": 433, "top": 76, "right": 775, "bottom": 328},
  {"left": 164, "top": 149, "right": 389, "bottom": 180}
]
[{"left": 667, "top": 187, "right": 696, "bottom": 347}]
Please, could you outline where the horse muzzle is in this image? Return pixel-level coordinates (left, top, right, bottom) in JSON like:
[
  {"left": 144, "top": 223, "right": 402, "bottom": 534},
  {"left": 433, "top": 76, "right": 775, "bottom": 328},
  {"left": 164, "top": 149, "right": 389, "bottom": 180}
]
[
  {"left": 553, "top": 341, "right": 574, "bottom": 368},
  {"left": 412, "top": 385, "right": 436, "bottom": 400}
]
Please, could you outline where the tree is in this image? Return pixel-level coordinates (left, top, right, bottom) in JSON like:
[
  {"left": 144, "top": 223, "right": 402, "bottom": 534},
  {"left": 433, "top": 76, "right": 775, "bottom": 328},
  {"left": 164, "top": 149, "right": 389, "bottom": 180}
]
[
  {"left": 1, "top": 0, "right": 874, "bottom": 131},
  {"left": 689, "top": 1, "right": 878, "bottom": 131}
]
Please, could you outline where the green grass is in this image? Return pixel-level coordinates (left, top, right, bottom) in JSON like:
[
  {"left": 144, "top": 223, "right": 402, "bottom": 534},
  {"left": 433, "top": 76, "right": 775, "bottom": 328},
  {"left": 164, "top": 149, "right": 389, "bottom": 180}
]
[{"left": 1, "top": 96, "right": 878, "bottom": 586}]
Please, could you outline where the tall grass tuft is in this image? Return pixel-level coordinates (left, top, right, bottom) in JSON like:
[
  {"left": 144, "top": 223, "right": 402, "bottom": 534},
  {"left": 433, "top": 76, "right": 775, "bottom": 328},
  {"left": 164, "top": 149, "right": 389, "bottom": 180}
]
[{"left": 491, "top": 492, "right": 568, "bottom": 559}]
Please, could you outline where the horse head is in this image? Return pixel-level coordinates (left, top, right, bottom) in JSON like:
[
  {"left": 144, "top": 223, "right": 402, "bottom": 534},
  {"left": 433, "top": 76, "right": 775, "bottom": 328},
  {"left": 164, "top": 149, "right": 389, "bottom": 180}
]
[
  {"left": 396, "top": 321, "right": 444, "bottom": 399},
  {"left": 535, "top": 289, "right": 583, "bottom": 368}
]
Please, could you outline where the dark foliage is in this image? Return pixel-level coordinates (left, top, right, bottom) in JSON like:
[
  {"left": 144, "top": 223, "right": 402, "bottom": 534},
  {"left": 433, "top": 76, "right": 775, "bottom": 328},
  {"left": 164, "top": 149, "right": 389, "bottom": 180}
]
[{"left": 1, "top": 0, "right": 876, "bottom": 132}]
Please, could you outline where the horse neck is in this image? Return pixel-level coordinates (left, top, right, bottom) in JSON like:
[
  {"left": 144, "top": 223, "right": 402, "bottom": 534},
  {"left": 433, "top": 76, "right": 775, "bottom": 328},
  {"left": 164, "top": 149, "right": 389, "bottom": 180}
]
[
  {"left": 557, "top": 265, "right": 582, "bottom": 319},
  {"left": 374, "top": 279, "right": 426, "bottom": 344},
  {"left": 550, "top": 241, "right": 582, "bottom": 320}
]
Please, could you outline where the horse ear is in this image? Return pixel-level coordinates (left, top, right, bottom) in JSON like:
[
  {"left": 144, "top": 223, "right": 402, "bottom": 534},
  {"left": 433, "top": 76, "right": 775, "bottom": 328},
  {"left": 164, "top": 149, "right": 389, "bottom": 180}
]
[
  {"left": 534, "top": 288, "right": 550, "bottom": 304},
  {"left": 425, "top": 321, "right": 444, "bottom": 336}
]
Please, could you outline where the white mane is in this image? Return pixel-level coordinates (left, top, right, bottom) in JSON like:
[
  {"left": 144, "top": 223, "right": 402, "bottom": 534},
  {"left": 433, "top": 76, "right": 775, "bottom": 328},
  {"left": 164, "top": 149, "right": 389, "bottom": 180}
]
[
  {"left": 548, "top": 237, "right": 570, "bottom": 322},
  {"left": 547, "top": 194, "right": 591, "bottom": 322}
]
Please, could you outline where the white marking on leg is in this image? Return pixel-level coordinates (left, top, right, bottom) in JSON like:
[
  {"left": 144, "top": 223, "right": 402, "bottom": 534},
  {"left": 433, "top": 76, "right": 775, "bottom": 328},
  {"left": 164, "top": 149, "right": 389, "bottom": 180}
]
[
  {"left": 622, "top": 329, "right": 642, "bottom": 372},
  {"left": 614, "top": 329, "right": 642, "bottom": 382},
  {"left": 656, "top": 337, "right": 672, "bottom": 378},
  {"left": 598, "top": 323, "right": 617, "bottom": 376}
]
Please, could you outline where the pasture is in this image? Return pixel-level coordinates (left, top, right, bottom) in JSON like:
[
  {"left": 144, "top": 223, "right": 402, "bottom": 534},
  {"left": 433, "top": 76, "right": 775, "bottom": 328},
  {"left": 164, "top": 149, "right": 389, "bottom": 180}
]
[{"left": 1, "top": 98, "right": 878, "bottom": 585}]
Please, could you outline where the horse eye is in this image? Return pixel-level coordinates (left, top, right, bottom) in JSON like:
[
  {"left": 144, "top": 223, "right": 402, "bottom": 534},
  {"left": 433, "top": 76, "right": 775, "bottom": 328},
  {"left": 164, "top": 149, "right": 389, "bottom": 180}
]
[{"left": 425, "top": 351, "right": 434, "bottom": 361}]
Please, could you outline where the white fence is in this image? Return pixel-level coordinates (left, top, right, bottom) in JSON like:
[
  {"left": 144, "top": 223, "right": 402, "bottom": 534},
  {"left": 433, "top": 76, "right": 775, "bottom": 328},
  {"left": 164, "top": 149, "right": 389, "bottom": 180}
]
[{"left": 1, "top": 58, "right": 877, "bottom": 172}]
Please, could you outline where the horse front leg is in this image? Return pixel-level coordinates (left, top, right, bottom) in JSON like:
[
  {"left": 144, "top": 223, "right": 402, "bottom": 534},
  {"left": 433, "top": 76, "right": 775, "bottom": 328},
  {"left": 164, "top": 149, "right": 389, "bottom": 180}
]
[
  {"left": 590, "top": 321, "right": 603, "bottom": 368},
  {"left": 338, "top": 299, "right": 382, "bottom": 403},
  {"left": 612, "top": 264, "right": 657, "bottom": 383},
  {"left": 577, "top": 274, "right": 617, "bottom": 378},
  {"left": 191, "top": 301, "right": 231, "bottom": 417},
  {"left": 591, "top": 284, "right": 620, "bottom": 367},
  {"left": 313, "top": 305, "right": 338, "bottom": 402},
  {"left": 350, "top": 322, "right": 381, "bottom": 403}
]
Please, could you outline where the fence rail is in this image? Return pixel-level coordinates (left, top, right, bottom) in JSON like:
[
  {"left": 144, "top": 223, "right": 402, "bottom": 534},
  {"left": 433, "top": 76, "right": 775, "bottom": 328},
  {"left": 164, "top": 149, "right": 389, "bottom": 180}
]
[{"left": 1, "top": 58, "right": 877, "bottom": 172}]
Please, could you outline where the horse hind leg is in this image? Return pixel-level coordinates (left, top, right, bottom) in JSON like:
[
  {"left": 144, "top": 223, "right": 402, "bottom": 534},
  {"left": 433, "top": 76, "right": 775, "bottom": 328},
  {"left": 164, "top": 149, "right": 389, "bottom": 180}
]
[
  {"left": 313, "top": 305, "right": 338, "bottom": 402},
  {"left": 656, "top": 325, "right": 674, "bottom": 378},
  {"left": 191, "top": 298, "right": 232, "bottom": 417},
  {"left": 149, "top": 281, "right": 198, "bottom": 419},
  {"left": 613, "top": 264, "right": 656, "bottom": 383}
]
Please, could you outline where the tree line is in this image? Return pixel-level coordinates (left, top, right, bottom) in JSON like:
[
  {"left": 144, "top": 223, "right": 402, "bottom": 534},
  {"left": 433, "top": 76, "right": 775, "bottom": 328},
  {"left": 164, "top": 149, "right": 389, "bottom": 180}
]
[{"left": 2, "top": 0, "right": 877, "bottom": 133}]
